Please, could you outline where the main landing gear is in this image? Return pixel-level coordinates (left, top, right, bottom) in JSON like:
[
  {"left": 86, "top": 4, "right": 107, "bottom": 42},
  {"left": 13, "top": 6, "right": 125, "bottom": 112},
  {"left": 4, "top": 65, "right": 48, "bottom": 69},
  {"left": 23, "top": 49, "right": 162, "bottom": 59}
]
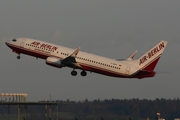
[
  {"left": 71, "top": 70, "right": 87, "bottom": 76},
  {"left": 71, "top": 70, "right": 77, "bottom": 76},
  {"left": 81, "top": 70, "right": 87, "bottom": 76}
]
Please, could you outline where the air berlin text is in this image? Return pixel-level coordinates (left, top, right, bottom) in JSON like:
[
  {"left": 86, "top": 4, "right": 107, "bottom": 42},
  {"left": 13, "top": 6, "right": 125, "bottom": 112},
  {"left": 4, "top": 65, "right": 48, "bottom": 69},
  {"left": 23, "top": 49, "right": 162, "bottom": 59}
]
[
  {"left": 139, "top": 42, "right": 165, "bottom": 65},
  {"left": 31, "top": 41, "right": 58, "bottom": 51}
]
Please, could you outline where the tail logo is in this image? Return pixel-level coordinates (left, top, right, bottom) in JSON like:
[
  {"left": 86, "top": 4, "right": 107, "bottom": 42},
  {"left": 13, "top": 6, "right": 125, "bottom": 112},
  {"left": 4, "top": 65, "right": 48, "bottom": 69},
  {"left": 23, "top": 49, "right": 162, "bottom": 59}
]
[{"left": 139, "top": 42, "right": 165, "bottom": 66}]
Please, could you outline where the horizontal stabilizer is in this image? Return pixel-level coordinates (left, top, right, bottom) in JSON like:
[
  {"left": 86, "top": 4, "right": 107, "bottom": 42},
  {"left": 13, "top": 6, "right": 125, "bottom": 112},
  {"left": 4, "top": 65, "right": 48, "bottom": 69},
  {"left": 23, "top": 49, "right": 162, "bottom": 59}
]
[{"left": 133, "top": 70, "right": 156, "bottom": 79}]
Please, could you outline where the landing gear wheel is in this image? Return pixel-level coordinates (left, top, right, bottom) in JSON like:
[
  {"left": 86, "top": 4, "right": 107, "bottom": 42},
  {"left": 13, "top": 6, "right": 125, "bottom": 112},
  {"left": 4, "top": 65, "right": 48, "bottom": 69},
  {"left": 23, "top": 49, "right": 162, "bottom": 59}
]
[
  {"left": 81, "top": 71, "right": 87, "bottom": 76},
  {"left": 71, "top": 70, "right": 77, "bottom": 76},
  {"left": 17, "top": 56, "right": 20, "bottom": 59}
]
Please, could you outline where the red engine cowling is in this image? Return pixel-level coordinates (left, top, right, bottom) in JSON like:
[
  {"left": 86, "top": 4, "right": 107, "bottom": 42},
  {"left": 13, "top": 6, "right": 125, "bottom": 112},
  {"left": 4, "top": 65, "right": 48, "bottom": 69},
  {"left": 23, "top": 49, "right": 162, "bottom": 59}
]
[{"left": 46, "top": 57, "right": 64, "bottom": 68}]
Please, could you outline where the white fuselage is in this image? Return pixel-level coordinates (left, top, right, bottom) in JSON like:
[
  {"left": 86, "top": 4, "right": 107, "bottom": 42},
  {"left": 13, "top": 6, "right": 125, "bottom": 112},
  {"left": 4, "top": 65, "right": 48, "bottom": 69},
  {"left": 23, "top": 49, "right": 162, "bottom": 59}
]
[
  {"left": 5, "top": 38, "right": 167, "bottom": 78},
  {"left": 6, "top": 38, "right": 139, "bottom": 78}
]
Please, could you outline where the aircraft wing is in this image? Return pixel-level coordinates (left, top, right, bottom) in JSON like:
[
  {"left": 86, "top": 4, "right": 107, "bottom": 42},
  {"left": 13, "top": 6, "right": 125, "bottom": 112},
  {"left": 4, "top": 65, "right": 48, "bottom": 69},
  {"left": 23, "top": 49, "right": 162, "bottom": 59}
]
[{"left": 62, "top": 47, "right": 82, "bottom": 68}]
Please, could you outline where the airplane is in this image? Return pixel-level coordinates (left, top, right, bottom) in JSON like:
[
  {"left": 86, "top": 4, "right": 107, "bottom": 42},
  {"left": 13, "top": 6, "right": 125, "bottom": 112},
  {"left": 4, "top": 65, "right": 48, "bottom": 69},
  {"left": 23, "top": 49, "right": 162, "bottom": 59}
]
[{"left": 5, "top": 38, "right": 167, "bottom": 79}]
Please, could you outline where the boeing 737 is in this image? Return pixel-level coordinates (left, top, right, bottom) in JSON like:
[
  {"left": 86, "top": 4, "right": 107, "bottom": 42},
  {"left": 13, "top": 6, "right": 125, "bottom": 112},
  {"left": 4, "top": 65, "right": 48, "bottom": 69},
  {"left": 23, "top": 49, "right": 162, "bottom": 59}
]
[{"left": 5, "top": 38, "right": 167, "bottom": 79}]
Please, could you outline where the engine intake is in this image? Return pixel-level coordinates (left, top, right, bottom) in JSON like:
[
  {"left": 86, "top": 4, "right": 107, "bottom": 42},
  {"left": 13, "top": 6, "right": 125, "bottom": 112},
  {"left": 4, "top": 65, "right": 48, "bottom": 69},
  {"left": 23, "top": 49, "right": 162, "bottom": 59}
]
[{"left": 46, "top": 57, "right": 63, "bottom": 68}]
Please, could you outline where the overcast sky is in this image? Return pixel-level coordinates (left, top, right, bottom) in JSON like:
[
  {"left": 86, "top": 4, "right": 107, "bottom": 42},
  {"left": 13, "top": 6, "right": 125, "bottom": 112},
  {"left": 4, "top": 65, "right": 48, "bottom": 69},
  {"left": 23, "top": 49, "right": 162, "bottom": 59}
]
[{"left": 0, "top": 0, "right": 180, "bottom": 101}]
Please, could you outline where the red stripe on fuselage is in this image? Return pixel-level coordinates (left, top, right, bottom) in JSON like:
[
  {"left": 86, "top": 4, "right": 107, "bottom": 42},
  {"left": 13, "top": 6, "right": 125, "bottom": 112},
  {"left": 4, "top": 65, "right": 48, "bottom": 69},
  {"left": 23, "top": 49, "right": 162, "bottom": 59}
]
[
  {"left": 6, "top": 43, "right": 51, "bottom": 59},
  {"left": 7, "top": 43, "right": 130, "bottom": 78},
  {"left": 78, "top": 62, "right": 128, "bottom": 77}
]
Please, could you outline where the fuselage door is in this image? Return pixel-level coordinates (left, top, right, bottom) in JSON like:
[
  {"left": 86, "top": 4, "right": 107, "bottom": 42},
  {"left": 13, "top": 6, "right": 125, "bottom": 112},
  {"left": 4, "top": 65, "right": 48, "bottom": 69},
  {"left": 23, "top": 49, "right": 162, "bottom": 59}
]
[
  {"left": 20, "top": 39, "right": 26, "bottom": 47},
  {"left": 125, "top": 66, "right": 131, "bottom": 75}
]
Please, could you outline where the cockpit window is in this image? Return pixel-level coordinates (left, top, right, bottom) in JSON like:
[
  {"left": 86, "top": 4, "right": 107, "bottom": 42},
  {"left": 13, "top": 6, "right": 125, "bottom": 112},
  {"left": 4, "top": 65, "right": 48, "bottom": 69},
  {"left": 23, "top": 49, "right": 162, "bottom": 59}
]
[{"left": 12, "top": 39, "right": 17, "bottom": 42}]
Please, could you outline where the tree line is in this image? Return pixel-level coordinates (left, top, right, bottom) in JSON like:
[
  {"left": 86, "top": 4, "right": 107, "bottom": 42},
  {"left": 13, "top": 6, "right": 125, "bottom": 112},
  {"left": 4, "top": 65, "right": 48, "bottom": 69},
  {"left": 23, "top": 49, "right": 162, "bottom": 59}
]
[
  {"left": 0, "top": 98, "right": 179, "bottom": 120},
  {"left": 56, "top": 98, "right": 180, "bottom": 120}
]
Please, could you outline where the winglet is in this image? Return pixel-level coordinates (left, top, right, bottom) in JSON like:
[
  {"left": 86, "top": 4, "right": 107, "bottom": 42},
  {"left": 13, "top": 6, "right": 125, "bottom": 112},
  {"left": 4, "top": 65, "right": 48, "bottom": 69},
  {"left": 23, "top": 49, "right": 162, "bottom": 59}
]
[
  {"left": 126, "top": 50, "right": 137, "bottom": 61},
  {"left": 70, "top": 47, "right": 80, "bottom": 57}
]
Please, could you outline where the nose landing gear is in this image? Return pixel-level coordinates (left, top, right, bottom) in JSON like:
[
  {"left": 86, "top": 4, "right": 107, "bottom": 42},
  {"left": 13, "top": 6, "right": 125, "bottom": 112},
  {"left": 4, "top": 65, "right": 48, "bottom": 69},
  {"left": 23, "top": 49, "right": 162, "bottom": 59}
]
[{"left": 17, "top": 55, "right": 20, "bottom": 59}]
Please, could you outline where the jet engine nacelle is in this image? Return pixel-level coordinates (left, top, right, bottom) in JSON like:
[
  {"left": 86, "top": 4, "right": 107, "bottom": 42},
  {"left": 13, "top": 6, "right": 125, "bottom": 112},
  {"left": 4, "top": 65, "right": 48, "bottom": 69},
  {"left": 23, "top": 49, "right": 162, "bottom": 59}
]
[{"left": 46, "top": 57, "right": 64, "bottom": 68}]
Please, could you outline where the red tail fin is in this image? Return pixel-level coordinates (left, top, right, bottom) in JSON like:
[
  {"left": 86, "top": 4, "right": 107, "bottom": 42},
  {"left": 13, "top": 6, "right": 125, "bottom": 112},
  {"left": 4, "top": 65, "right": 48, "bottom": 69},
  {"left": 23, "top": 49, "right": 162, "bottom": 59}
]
[{"left": 137, "top": 40, "right": 167, "bottom": 71}]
